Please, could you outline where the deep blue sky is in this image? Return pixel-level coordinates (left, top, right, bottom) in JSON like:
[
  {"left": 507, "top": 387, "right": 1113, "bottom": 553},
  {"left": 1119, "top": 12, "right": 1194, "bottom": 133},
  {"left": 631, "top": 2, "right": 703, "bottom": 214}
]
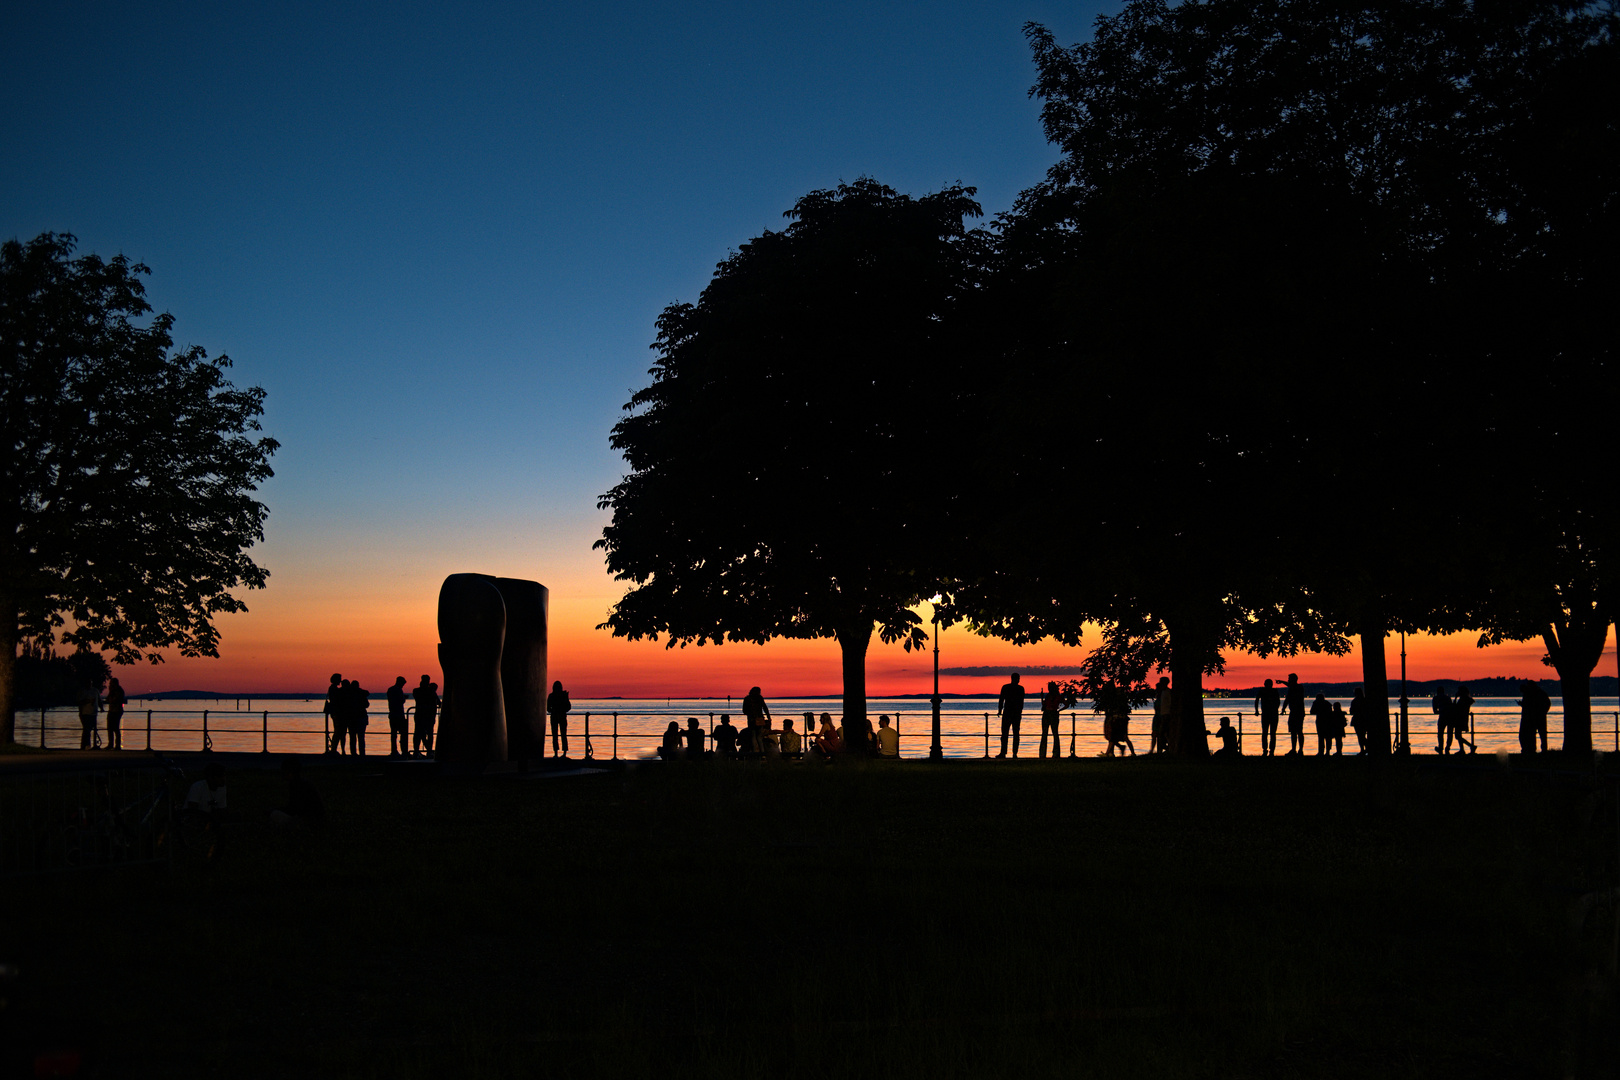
[{"left": 2, "top": 1, "right": 1133, "bottom": 688}]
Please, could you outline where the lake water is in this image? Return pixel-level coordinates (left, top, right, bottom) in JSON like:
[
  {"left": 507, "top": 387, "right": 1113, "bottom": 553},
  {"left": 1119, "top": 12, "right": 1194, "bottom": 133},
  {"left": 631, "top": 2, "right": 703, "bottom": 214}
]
[{"left": 19, "top": 696, "right": 1620, "bottom": 758}]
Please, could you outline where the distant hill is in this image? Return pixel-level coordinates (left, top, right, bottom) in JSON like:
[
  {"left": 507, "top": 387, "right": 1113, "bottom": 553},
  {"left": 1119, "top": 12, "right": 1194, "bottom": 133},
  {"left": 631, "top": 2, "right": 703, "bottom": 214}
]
[{"left": 1211, "top": 676, "right": 1617, "bottom": 699}]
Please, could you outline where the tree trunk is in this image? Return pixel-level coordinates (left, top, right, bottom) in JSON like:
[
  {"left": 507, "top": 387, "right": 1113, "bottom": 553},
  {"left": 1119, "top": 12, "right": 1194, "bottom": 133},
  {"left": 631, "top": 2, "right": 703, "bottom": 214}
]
[
  {"left": 1359, "top": 612, "right": 1391, "bottom": 757},
  {"left": 1544, "top": 618, "right": 1606, "bottom": 755},
  {"left": 836, "top": 617, "right": 873, "bottom": 740},
  {"left": 1166, "top": 620, "right": 1209, "bottom": 758},
  {"left": 0, "top": 588, "right": 15, "bottom": 746}
]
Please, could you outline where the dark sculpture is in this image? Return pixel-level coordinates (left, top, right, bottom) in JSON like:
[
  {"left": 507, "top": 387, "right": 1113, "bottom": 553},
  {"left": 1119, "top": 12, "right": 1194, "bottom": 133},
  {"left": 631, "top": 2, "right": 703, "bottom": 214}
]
[
  {"left": 436, "top": 574, "right": 509, "bottom": 765},
  {"left": 435, "top": 573, "right": 550, "bottom": 765},
  {"left": 493, "top": 577, "right": 549, "bottom": 761}
]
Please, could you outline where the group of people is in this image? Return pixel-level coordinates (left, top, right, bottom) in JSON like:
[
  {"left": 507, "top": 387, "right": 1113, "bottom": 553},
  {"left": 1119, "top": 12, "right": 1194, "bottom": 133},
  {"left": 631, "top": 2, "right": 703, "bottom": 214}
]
[
  {"left": 992, "top": 673, "right": 1072, "bottom": 759},
  {"left": 324, "top": 673, "right": 439, "bottom": 757},
  {"left": 655, "top": 690, "right": 903, "bottom": 762},
  {"left": 73, "top": 676, "right": 127, "bottom": 750}
]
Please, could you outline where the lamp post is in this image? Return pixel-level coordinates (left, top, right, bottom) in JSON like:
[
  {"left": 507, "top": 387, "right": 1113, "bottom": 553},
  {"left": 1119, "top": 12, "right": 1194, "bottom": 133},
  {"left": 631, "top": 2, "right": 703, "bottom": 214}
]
[
  {"left": 1397, "top": 630, "right": 1410, "bottom": 755},
  {"left": 930, "top": 602, "right": 944, "bottom": 761}
]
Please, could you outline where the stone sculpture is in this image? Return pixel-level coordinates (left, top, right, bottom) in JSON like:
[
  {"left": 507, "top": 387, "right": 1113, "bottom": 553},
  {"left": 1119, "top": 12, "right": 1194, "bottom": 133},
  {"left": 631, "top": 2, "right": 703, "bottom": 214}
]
[{"left": 435, "top": 572, "right": 549, "bottom": 765}]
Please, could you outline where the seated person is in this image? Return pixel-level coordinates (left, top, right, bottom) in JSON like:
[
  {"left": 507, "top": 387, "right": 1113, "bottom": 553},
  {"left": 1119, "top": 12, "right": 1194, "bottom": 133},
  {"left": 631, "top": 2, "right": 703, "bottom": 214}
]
[
  {"left": 738, "top": 723, "right": 760, "bottom": 756},
  {"left": 269, "top": 758, "right": 325, "bottom": 825},
  {"left": 684, "top": 717, "right": 708, "bottom": 759},
  {"left": 658, "top": 721, "right": 684, "bottom": 760},
  {"left": 712, "top": 715, "right": 740, "bottom": 759},
  {"left": 876, "top": 715, "right": 900, "bottom": 758},
  {"left": 185, "top": 764, "right": 228, "bottom": 819},
  {"left": 779, "top": 717, "right": 803, "bottom": 756},
  {"left": 812, "top": 713, "right": 843, "bottom": 757},
  {"left": 1213, "top": 716, "right": 1240, "bottom": 758}
]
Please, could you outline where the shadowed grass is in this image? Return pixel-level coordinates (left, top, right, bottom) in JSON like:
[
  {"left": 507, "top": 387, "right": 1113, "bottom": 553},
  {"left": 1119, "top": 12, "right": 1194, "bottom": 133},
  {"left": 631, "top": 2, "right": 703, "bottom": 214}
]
[{"left": 2, "top": 754, "right": 1613, "bottom": 1077}]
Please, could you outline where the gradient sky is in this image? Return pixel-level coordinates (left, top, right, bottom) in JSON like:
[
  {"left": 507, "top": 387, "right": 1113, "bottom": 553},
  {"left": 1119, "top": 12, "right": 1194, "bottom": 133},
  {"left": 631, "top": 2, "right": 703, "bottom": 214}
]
[{"left": 4, "top": 2, "right": 1608, "bottom": 695}]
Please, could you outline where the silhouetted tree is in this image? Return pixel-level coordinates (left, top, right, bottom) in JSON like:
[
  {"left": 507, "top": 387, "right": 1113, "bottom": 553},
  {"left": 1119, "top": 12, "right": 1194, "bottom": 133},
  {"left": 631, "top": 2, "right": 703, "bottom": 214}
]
[
  {"left": 0, "top": 233, "right": 278, "bottom": 744},
  {"left": 597, "top": 180, "right": 981, "bottom": 724}
]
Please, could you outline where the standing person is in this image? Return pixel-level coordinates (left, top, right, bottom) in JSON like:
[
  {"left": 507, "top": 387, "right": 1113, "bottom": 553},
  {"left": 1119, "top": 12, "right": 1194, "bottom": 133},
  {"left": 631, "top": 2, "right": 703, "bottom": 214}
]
[
  {"left": 1451, "top": 685, "right": 1475, "bottom": 754},
  {"left": 1038, "top": 681, "right": 1064, "bottom": 759},
  {"left": 741, "top": 686, "right": 772, "bottom": 741},
  {"left": 386, "top": 676, "right": 409, "bottom": 758},
  {"left": 1329, "top": 702, "right": 1348, "bottom": 755},
  {"left": 324, "top": 673, "right": 346, "bottom": 755},
  {"left": 1283, "top": 674, "right": 1306, "bottom": 755},
  {"left": 547, "top": 681, "right": 571, "bottom": 758},
  {"left": 995, "top": 672, "right": 1026, "bottom": 759},
  {"left": 1348, "top": 687, "right": 1368, "bottom": 754},
  {"left": 411, "top": 676, "right": 439, "bottom": 757},
  {"left": 76, "top": 680, "right": 101, "bottom": 750},
  {"left": 1150, "top": 677, "right": 1173, "bottom": 754},
  {"left": 1431, "top": 686, "right": 1452, "bottom": 754},
  {"left": 349, "top": 680, "right": 370, "bottom": 756},
  {"left": 105, "top": 676, "right": 127, "bottom": 750},
  {"left": 1517, "top": 679, "right": 1551, "bottom": 756},
  {"left": 1254, "top": 678, "right": 1281, "bottom": 757},
  {"left": 1311, "top": 694, "right": 1332, "bottom": 755}
]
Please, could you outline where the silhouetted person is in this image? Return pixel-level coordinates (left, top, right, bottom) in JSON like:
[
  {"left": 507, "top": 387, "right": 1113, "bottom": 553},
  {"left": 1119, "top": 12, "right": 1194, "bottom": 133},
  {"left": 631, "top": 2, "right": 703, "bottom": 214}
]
[
  {"left": 684, "top": 717, "right": 708, "bottom": 759},
  {"left": 1517, "top": 679, "right": 1551, "bottom": 755},
  {"left": 547, "top": 681, "right": 571, "bottom": 757},
  {"left": 659, "top": 721, "right": 684, "bottom": 760},
  {"left": 1213, "top": 716, "right": 1239, "bottom": 758},
  {"left": 76, "top": 681, "right": 100, "bottom": 750},
  {"left": 269, "top": 758, "right": 324, "bottom": 826},
  {"left": 996, "top": 672, "right": 1025, "bottom": 758},
  {"left": 1283, "top": 674, "right": 1305, "bottom": 755},
  {"left": 386, "top": 676, "right": 409, "bottom": 757},
  {"left": 1431, "top": 687, "right": 1452, "bottom": 754},
  {"left": 1254, "top": 678, "right": 1280, "bottom": 757},
  {"left": 1451, "top": 684, "right": 1475, "bottom": 754},
  {"left": 742, "top": 686, "right": 771, "bottom": 739},
  {"left": 324, "top": 673, "right": 346, "bottom": 754},
  {"left": 348, "top": 680, "right": 370, "bottom": 756},
  {"left": 877, "top": 715, "right": 899, "bottom": 757},
  {"left": 780, "top": 717, "right": 802, "bottom": 756},
  {"left": 1329, "top": 702, "right": 1347, "bottom": 755},
  {"left": 1150, "top": 676, "right": 1177, "bottom": 754},
  {"left": 1104, "top": 703, "right": 1136, "bottom": 757},
  {"left": 1038, "top": 681, "right": 1063, "bottom": 759},
  {"left": 713, "top": 714, "right": 739, "bottom": 758},
  {"left": 812, "top": 713, "right": 842, "bottom": 758},
  {"left": 1348, "top": 688, "right": 1367, "bottom": 754},
  {"left": 105, "top": 676, "right": 126, "bottom": 750},
  {"left": 1311, "top": 694, "right": 1331, "bottom": 755},
  {"left": 738, "top": 721, "right": 761, "bottom": 756},
  {"left": 412, "top": 676, "right": 439, "bottom": 756}
]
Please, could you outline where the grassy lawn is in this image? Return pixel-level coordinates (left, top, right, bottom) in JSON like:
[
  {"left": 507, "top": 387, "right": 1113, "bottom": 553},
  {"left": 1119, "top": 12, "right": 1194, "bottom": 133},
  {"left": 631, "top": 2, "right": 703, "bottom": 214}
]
[{"left": 4, "top": 754, "right": 1616, "bottom": 1078}]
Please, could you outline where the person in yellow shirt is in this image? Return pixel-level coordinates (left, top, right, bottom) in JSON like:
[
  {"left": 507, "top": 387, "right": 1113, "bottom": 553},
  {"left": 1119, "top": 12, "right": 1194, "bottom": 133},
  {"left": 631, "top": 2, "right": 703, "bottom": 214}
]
[{"left": 876, "top": 714, "right": 900, "bottom": 758}]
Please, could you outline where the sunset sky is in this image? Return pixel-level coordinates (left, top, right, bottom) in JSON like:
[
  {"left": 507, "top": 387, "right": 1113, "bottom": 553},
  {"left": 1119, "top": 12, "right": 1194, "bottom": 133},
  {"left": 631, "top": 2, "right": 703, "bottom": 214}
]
[{"left": 4, "top": 2, "right": 1610, "bottom": 696}]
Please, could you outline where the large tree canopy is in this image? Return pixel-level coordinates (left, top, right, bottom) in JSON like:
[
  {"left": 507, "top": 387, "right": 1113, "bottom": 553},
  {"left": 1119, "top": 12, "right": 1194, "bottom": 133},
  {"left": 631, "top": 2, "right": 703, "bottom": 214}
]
[
  {"left": 597, "top": 179, "right": 982, "bottom": 725},
  {"left": 0, "top": 233, "right": 278, "bottom": 743}
]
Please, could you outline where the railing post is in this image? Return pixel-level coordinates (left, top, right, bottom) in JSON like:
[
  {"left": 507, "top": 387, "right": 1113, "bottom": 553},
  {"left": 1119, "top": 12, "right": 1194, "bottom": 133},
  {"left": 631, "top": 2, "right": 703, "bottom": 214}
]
[
  {"left": 262, "top": 709, "right": 269, "bottom": 753},
  {"left": 202, "top": 709, "right": 212, "bottom": 753},
  {"left": 145, "top": 709, "right": 152, "bottom": 751},
  {"left": 40, "top": 706, "right": 46, "bottom": 749},
  {"left": 1240, "top": 711, "right": 1245, "bottom": 754},
  {"left": 983, "top": 712, "right": 989, "bottom": 758},
  {"left": 324, "top": 708, "right": 331, "bottom": 754},
  {"left": 584, "top": 712, "right": 592, "bottom": 761},
  {"left": 612, "top": 711, "right": 618, "bottom": 760},
  {"left": 1069, "top": 711, "right": 1077, "bottom": 758}
]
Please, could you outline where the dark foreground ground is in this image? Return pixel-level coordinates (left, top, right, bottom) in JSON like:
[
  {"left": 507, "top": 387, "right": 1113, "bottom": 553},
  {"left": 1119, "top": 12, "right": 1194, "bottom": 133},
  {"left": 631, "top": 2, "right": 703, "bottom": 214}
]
[{"left": 3, "top": 752, "right": 1618, "bottom": 1079}]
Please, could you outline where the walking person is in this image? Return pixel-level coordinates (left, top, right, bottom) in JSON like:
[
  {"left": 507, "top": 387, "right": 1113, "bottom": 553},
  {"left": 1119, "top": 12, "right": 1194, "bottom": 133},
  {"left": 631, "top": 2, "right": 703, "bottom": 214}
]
[
  {"left": 76, "top": 679, "right": 101, "bottom": 750},
  {"left": 1283, "top": 674, "right": 1306, "bottom": 755},
  {"left": 1451, "top": 684, "right": 1475, "bottom": 754},
  {"left": 386, "top": 676, "right": 409, "bottom": 757},
  {"left": 105, "top": 676, "right": 127, "bottom": 750},
  {"left": 547, "top": 681, "right": 572, "bottom": 758},
  {"left": 324, "top": 673, "right": 346, "bottom": 755},
  {"left": 1254, "top": 678, "right": 1280, "bottom": 757},
  {"left": 1516, "top": 679, "right": 1551, "bottom": 756},
  {"left": 1038, "top": 681, "right": 1064, "bottom": 759},
  {"left": 995, "top": 672, "right": 1025, "bottom": 758},
  {"left": 411, "top": 676, "right": 439, "bottom": 756},
  {"left": 1151, "top": 677, "right": 1173, "bottom": 754}
]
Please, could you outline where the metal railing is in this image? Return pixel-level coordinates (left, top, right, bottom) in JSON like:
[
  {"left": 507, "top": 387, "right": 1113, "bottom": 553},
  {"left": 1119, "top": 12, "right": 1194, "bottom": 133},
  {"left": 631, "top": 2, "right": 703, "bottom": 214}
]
[
  {"left": 15, "top": 704, "right": 1618, "bottom": 760},
  {"left": 0, "top": 762, "right": 177, "bottom": 877}
]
